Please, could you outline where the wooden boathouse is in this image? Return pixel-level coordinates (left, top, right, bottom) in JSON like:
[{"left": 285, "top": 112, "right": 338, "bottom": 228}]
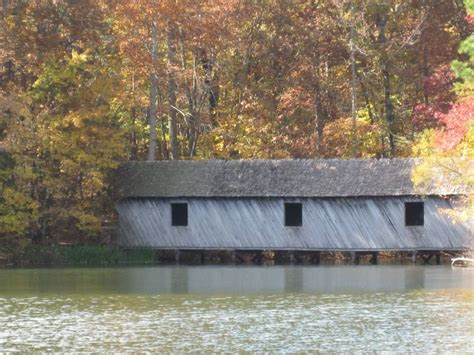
[{"left": 115, "top": 159, "right": 472, "bottom": 263}]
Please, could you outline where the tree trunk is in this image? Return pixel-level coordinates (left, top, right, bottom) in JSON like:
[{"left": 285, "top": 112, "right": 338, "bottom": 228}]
[
  {"left": 349, "top": 0, "right": 358, "bottom": 158},
  {"left": 130, "top": 106, "right": 138, "bottom": 160},
  {"left": 382, "top": 65, "right": 395, "bottom": 157},
  {"left": 183, "top": 50, "right": 200, "bottom": 158},
  {"left": 357, "top": 73, "right": 374, "bottom": 124},
  {"left": 167, "top": 23, "right": 179, "bottom": 160},
  {"left": 147, "top": 20, "right": 158, "bottom": 161},
  {"left": 312, "top": 46, "right": 325, "bottom": 157},
  {"left": 130, "top": 73, "right": 138, "bottom": 160},
  {"left": 377, "top": 13, "right": 396, "bottom": 157},
  {"left": 201, "top": 49, "right": 219, "bottom": 126},
  {"left": 314, "top": 85, "right": 324, "bottom": 156}
]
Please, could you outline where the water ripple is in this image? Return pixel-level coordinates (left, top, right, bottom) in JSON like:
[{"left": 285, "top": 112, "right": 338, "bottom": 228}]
[{"left": 0, "top": 291, "right": 473, "bottom": 352}]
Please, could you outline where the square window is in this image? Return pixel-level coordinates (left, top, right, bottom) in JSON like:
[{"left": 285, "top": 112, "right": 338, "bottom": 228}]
[
  {"left": 285, "top": 203, "right": 302, "bottom": 227},
  {"left": 405, "top": 202, "right": 424, "bottom": 226},
  {"left": 171, "top": 203, "right": 188, "bottom": 226}
]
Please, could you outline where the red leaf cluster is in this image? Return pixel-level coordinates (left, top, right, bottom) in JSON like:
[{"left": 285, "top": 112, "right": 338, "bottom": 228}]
[
  {"left": 412, "top": 66, "right": 455, "bottom": 130},
  {"left": 435, "top": 97, "right": 474, "bottom": 150}
]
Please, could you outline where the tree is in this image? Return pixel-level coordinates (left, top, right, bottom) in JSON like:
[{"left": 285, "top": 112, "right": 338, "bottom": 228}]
[
  {"left": 30, "top": 50, "right": 128, "bottom": 236},
  {"left": 321, "top": 116, "right": 382, "bottom": 158},
  {"left": 1, "top": 1, "right": 128, "bottom": 242},
  {"left": 0, "top": 0, "right": 470, "bottom": 244},
  {"left": 0, "top": 94, "right": 39, "bottom": 239},
  {"left": 413, "top": 0, "right": 474, "bottom": 221}
]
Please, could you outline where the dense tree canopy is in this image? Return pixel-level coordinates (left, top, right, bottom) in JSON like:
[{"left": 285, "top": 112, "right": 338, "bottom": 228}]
[
  {"left": 0, "top": 0, "right": 472, "bottom": 241},
  {"left": 413, "top": 0, "right": 473, "bottom": 221}
]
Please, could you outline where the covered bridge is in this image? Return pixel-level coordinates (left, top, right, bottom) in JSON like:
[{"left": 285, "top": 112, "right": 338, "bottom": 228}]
[{"left": 115, "top": 159, "right": 472, "bottom": 258}]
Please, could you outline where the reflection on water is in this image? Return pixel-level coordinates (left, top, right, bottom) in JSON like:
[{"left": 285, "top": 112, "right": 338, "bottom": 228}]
[
  {"left": 0, "top": 266, "right": 472, "bottom": 352},
  {"left": 0, "top": 265, "right": 471, "bottom": 294}
]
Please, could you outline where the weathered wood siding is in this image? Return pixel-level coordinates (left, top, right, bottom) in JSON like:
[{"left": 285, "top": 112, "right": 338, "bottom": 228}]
[{"left": 116, "top": 197, "right": 472, "bottom": 251}]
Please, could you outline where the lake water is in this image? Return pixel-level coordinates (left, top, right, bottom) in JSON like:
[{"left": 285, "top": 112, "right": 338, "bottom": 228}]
[{"left": 0, "top": 265, "right": 472, "bottom": 352}]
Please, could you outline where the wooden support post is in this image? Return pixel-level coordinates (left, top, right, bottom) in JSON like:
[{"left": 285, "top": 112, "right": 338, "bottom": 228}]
[
  {"left": 231, "top": 250, "right": 236, "bottom": 264},
  {"left": 421, "top": 253, "right": 433, "bottom": 264},
  {"left": 153, "top": 250, "right": 160, "bottom": 264},
  {"left": 289, "top": 252, "right": 295, "bottom": 265},
  {"left": 370, "top": 252, "right": 378, "bottom": 265},
  {"left": 351, "top": 252, "right": 360, "bottom": 265},
  {"left": 435, "top": 252, "right": 441, "bottom": 265},
  {"left": 200, "top": 251, "right": 205, "bottom": 265},
  {"left": 175, "top": 249, "right": 180, "bottom": 264},
  {"left": 412, "top": 250, "right": 417, "bottom": 264},
  {"left": 314, "top": 251, "right": 321, "bottom": 265}
]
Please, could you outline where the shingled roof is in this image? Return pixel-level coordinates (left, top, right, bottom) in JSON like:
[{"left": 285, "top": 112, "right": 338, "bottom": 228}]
[{"left": 115, "top": 159, "right": 467, "bottom": 198}]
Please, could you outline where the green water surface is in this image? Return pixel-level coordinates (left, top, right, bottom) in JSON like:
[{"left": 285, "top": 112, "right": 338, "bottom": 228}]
[{"left": 0, "top": 265, "right": 472, "bottom": 352}]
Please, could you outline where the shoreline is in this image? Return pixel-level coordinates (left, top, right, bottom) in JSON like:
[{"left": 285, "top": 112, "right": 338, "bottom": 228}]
[{"left": 0, "top": 244, "right": 468, "bottom": 268}]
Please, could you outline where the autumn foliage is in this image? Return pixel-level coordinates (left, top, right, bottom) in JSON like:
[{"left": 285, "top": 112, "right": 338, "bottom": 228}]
[
  {"left": 0, "top": 0, "right": 472, "bottom": 241},
  {"left": 413, "top": 0, "right": 474, "bottom": 221}
]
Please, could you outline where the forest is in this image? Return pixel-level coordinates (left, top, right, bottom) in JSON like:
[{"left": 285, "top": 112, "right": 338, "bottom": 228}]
[{"left": 0, "top": 0, "right": 472, "bottom": 246}]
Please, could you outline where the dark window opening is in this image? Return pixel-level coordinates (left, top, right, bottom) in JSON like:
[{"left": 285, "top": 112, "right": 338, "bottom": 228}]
[
  {"left": 405, "top": 202, "right": 424, "bottom": 226},
  {"left": 285, "top": 203, "right": 302, "bottom": 227},
  {"left": 171, "top": 203, "right": 188, "bottom": 226}
]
